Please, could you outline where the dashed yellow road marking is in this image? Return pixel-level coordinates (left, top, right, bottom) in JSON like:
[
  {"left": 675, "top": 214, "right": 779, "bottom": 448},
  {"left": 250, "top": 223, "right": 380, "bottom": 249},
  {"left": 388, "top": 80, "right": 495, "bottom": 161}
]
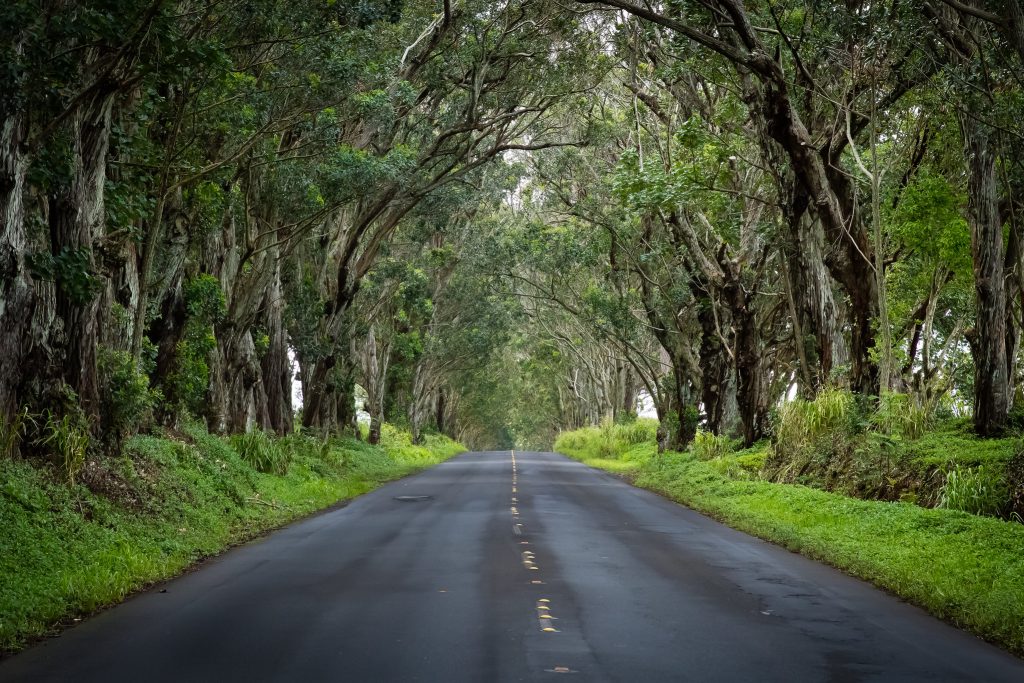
[{"left": 536, "top": 599, "right": 559, "bottom": 632}]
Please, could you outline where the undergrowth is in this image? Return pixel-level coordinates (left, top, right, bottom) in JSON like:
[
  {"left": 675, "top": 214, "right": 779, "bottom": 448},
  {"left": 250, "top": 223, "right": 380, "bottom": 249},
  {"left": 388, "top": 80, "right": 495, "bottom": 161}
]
[{"left": 764, "top": 390, "right": 1020, "bottom": 510}]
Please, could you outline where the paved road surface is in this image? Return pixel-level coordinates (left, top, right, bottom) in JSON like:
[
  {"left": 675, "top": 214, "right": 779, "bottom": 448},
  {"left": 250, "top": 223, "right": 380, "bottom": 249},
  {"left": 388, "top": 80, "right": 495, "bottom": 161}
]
[{"left": 3, "top": 450, "right": 1023, "bottom": 682}]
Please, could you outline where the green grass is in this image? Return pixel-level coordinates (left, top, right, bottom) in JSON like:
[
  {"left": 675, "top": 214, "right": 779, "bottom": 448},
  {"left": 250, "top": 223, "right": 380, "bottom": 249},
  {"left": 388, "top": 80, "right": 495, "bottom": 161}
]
[
  {"left": 555, "top": 425, "right": 1024, "bottom": 656},
  {"left": 899, "top": 422, "right": 1019, "bottom": 468},
  {"left": 552, "top": 419, "right": 658, "bottom": 471},
  {"left": 0, "top": 423, "right": 464, "bottom": 653}
]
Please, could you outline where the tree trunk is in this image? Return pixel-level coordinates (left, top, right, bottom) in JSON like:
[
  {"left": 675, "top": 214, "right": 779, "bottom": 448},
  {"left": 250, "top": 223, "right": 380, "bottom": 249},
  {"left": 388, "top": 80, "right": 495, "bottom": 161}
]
[
  {"left": 667, "top": 361, "right": 697, "bottom": 451},
  {"left": 0, "top": 111, "right": 32, "bottom": 421},
  {"left": 732, "top": 302, "right": 764, "bottom": 446},
  {"left": 51, "top": 91, "right": 116, "bottom": 425},
  {"left": 360, "top": 323, "right": 390, "bottom": 445},
  {"left": 408, "top": 359, "right": 435, "bottom": 445},
  {"left": 781, "top": 187, "right": 848, "bottom": 393},
  {"left": 260, "top": 260, "right": 293, "bottom": 435},
  {"left": 961, "top": 111, "right": 1009, "bottom": 435},
  {"left": 694, "top": 290, "right": 731, "bottom": 434}
]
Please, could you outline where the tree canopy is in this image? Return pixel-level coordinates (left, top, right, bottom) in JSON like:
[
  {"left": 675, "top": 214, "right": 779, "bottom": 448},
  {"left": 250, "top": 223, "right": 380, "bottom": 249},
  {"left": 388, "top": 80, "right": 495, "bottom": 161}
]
[{"left": 3, "top": 0, "right": 1024, "bottom": 452}]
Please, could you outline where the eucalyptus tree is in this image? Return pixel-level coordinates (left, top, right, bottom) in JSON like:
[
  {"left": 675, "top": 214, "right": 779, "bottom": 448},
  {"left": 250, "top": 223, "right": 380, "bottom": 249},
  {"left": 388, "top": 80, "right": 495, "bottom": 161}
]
[
  {"left": 919, "top": 0, "right": 1024, "bottom": 434},
  {"left": 1, "top": 0, "right": 202, "bottom": 429},
  {"left": 0, "top": 0, "right": 411, "bottom": 438},
  {"left": 297, "top": 0, "right": 603, "bottom": 431},
  {"left": 576, "top": 0, "right": 944, "bottom": 399}
]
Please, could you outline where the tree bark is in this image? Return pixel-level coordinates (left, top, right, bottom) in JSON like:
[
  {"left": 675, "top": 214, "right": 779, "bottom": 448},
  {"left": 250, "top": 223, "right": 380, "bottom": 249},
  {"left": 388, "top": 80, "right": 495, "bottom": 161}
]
[
  {"left": 0, "top": 111, "right": 32, "bottom": 420},
  {"left": 50, "top": 89, "right": 116, "bottom": 425},
  {"left": 961, "top": 111, "right": 1010, "bottom": 435},
  {"left": 260, "top": 259, "right": 293, "bottom": 435},
  {"left": 360, "top": 323, "right": 390, "bottom": 445}
]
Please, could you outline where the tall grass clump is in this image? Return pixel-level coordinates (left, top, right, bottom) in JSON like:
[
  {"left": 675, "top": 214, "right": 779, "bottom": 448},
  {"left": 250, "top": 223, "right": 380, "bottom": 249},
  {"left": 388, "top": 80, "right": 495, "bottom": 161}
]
[
  {"left": 939, "top": 464, "right": 1010, "bottom": 517},
  {"left": 775, "top": 388, "right": 856, "bottom": 450},
  {"left": 873, "top": 392, "right": 929, "bottom": 440},
  {"left": 554, "top": 419, "right": 658, "bottom": 473},
  {"left": 767, "top": 388, "right": 861, "bottom": 487},
  {"left": 0, "top": 407, "right": 29, "bottom": 458},
  {"left": 231, "top": 430, "right": 291, "bottom": 475},
  {"left": 618, "top": 419, "right": 658, "bottom": 445},
  {"left": 36, "top": 412, "right": 90, "bottom": 486},
  {"left": 596, "top": 419, "right": 619, "bottom": 457},
  {"left": 691, "top": 430, "right": 733, "bottom": 461}
]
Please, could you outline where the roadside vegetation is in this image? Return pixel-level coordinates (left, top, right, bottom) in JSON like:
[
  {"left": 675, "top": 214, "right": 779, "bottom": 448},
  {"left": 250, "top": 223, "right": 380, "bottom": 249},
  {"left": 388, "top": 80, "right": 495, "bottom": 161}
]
[
  {"left": 555, "top": 400, "right": 1024, "bottom": 656},
  {"left": 0, "top": 423, "right": 463, "bottom": 654}
]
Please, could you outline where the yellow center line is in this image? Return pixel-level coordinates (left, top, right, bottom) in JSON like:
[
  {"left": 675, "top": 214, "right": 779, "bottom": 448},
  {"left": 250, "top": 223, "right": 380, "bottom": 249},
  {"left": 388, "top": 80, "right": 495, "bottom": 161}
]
[{"left": 536, "top": 599, "right": 559, "bottom": 632}]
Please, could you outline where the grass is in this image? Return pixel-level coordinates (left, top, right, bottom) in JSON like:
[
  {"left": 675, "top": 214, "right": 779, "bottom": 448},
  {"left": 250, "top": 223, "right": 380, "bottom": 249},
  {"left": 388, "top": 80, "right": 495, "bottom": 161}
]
[
  {"left": 552, "top": 419, "right": 658, "bottom": 473},
  {"left": 555, "top": 424, "right": 1024, "bottom": 656},
  {"left": 939, "top": 463, "right": 1012, "bottom": 516},
  {"left": 0, "top": 423, "right": 464, "bottom": 653}
]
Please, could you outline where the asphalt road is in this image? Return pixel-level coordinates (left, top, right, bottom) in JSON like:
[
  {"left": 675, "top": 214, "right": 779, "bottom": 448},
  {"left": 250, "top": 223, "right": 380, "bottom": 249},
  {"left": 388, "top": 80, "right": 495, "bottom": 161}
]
[{"left": 3, "top": 450, "right": 1023, "bottom": 682}]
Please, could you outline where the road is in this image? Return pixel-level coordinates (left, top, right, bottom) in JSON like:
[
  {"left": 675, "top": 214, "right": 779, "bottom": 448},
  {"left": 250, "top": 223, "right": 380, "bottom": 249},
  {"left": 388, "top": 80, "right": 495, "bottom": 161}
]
[{"left": 3, "top": 450, "right": 1023, "bottom": 682}]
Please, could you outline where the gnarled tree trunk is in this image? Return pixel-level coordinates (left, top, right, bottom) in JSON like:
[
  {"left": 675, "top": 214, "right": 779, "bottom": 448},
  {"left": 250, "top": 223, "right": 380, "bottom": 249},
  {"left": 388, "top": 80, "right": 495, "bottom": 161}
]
[{"left": 961, "top": 111, "right": 1009, "bottom": 435}]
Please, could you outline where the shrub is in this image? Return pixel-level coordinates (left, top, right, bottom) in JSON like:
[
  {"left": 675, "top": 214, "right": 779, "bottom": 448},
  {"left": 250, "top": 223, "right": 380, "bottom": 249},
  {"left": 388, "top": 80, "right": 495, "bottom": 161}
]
[
  {"left": 735, "top": 448, "right": 769, "bottom": 474},
  {"left": 231, "top": 430, "right": 291, "bottom": 475},
  {"left": 597, "top": 419, "right": 618, "bottom": 457},
  {"left": 98, "top": 348, "right": 159, "bottom": 443},
  {"left": 280, "top": 432, "right": 338, "bottom": 466},
  {"left": 939, "top": 464, "right": 1010, "bottom": 517},
  {"left": 168, "top": 275, "right": 226, "bottom": 415}
]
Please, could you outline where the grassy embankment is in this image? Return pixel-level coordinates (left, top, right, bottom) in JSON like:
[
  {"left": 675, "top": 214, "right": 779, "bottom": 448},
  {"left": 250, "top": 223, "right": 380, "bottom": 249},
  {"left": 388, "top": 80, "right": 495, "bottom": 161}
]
[
  {"left": 0, "top": 423, "right": 464, "bottom": 653},
  {"left": 555, "top": 411, "right": 1024, "bottom": 656}
]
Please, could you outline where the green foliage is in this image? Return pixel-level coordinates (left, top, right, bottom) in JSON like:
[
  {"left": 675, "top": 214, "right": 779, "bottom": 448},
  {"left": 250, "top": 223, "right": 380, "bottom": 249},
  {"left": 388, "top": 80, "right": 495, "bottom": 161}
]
[
  {"left": 707, "top": 444, "right": 769, "bottom": 481},
  {"left": 939, "top": 465, "right": 1010, "bottom": 517},
  {"left": 775, "top": 388, "right": 857, "bottom": 450},
  {"left": 98, "top": 348, "right": 159, "bottom": 442},
  {"left": 167, "top": 275, "right": 226, "bottom": 415},
  {"left": 617, "top": 419, "right": 658, "bottom": 446},
  {"left": 0, "top": 407, "right": 30, "bottom": 459},
  {"left": 183, "top": 274, "right": 227, "bottom": 322},
  {"left": 231, "top": 430, "right": 292, "bottom": 475},
  {"left": 279, "top": 432, "right": 337, "bottom": 474},
  {"left": 554, "top": 419, "right": 658, "bottom": 473},
  {"left": 889, "top": 172, "right": 971, "bottom": 275},
  {"left": 872, "top": 392, "right": 929, "bottom": 440},
  {"left": 691, "top": 430, "right": 735, "bottom": 461},
  {"left": 25, "top": 247, "right": 101, "bottom": 305},
  {"left": 35, "top": 412, "right": 90, "bottom": 486}
]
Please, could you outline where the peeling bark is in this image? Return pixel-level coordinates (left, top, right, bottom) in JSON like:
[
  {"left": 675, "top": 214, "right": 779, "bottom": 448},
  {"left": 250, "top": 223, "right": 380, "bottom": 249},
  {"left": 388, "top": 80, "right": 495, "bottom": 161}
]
[{"left": 961, "top": 111, "right": 1009, "bottom": 435}]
